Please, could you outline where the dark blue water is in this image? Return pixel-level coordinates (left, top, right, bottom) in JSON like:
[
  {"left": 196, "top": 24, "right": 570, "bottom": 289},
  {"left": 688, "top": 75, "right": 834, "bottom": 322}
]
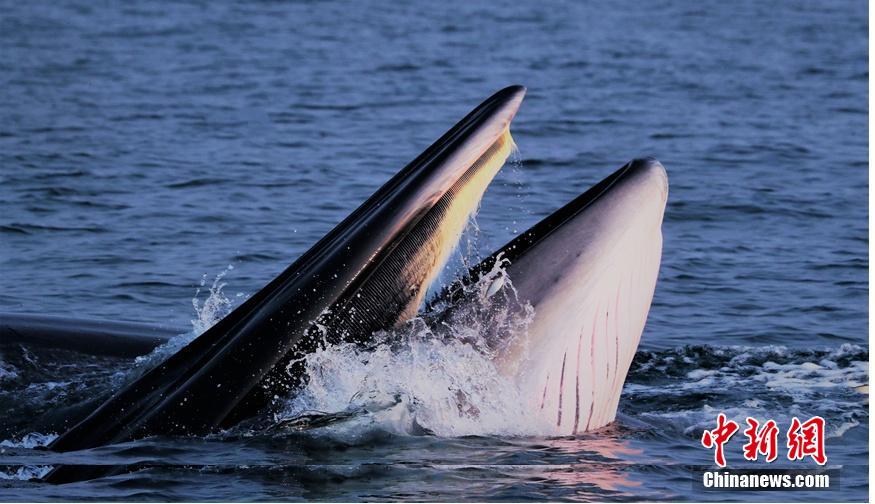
[{"left": 0, "top": 0, "right": 867, "bottom": 501}]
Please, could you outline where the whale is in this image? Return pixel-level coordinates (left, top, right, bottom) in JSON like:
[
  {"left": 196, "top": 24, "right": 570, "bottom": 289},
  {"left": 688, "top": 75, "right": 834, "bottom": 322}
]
[
  {"left": 2, "top": 158, "right": 666, "bottom": 437},
  {"left": 0, "top": 312, "right": 182, "bottom": 358},
  {"left": 40, "top": 86, "right": 525, "bottom": 459},
  {"left": 0, "top": 86, "right": 668, "bottom": 481},
  {"left": 430, "top": 158, "right": 667, "bottom": 435}
]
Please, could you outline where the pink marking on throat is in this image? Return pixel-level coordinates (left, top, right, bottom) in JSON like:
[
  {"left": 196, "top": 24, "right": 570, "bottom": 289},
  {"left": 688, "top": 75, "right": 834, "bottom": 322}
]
[
  {"left": 557, "top": 351, "right": 567, "bottom": 426},
  {"left": 584, "top": 307, "right": 598, "bottom": 432},
  {"left": 540, "top": 373, "right": 550, "bottom": 410},
  {"left": 612, "top": 285, "right": 622, "bottom": 392},
  {"left": 605, "top": 306, "right": 611, "bottom": 381},
  {"left": 572, "top": 329, "right": 584, "bottom": 435}
]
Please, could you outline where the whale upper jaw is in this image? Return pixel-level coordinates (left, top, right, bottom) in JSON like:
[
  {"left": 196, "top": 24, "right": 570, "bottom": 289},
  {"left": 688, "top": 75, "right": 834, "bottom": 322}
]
[{"left": 45, "top": 86, "right": 527, "bottom": 464}]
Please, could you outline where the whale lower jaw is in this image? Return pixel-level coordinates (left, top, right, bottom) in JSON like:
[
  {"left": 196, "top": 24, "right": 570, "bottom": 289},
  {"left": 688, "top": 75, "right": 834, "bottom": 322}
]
[
  {"left": 437, "top": 158, "right": 668, "bottom": 434},
  {"left": 506, "top": 159, "right": 666, "bottom": 434},
  {"left": 518, "top": 207, "right": 663, "bottom": 434}
]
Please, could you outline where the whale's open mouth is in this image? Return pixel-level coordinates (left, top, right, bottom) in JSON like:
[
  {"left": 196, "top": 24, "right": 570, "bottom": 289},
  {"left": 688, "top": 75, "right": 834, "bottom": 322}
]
[{"left": 0, "top": 87, "right": 671, "bottom": 483}]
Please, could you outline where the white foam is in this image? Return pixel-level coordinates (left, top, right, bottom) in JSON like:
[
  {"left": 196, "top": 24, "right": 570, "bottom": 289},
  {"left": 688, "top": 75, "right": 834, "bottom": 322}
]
[
  {"left": 0, "top": 359, "right": 18, "bottom": 381},
  {"left": 0, "top": 432, "right": 57, "bottom": 449},
  {"left": 276, "top": 325, "right": 552, "bottom": 437},
  {"left": 631, "top": 344, "right": 868, "bottom": 439},
  {"left": 0, "top": 465, "right": 52, "bottom": 480},
  {"left": 275, "top": 262, "right": 555, "bottom": 437}
]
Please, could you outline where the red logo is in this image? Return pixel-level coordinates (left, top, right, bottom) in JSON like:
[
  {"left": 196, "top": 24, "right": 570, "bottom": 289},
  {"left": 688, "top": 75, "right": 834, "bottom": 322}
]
[
  {"left": 742, "top": 417, "right": 779, "bottom": 462},
  {"left": 701, "top": 413, "right": 739, "bottom": 467},
  {"left": 702, "top": 414, "right": 827, "bottom": 467},
  {"left": 787, "top": 416, "right": 827, "bottom": 465}
]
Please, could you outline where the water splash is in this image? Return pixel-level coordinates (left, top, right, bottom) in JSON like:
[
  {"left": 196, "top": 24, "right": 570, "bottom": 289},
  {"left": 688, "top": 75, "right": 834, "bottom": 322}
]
[
  {"left": 132, "top": 266, "right": 236, "bottom": 370},
  {"left": 0, "top": 359, "right": 18, "bottom": 381},
  {"left": 275, "top": 260, "right": 547, "bottom": 437},
  {"left": 275, "top": 334, "right": 546, "bottom": 438},
  {"left": 0, "top": 432, "right": 57, "bottom": 449},
  {"left": 0, "top": 465, "right": 52, "bottom": 481},
  {"left": 625, "top": 344, "right": 868, "bottom": 439},
  {"left": 500, "top": 145, "right": 533, "bottom": 237},
  {"left": 190, "top": 264, "right": 236, "bottom": 335}
]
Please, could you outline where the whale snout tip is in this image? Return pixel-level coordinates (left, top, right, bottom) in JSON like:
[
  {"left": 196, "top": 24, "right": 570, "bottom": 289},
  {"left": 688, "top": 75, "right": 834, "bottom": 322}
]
[
  {"left": 491, "top": 85, "right": 527, "bottom": 122},
  {"left": 629, "top": 157, "right": 669, "bottom": 204},
  {"left": 500, "top": 84, "right": 527, "bottom": 100},
  {"left": 508, "top": 84, "right": 526, "bottom": 104}
]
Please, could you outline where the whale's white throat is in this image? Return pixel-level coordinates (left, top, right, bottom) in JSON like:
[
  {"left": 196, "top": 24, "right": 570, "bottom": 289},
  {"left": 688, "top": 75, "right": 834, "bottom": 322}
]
[{"left": 494, "top": 159, "right": 667, "bottom": 434}]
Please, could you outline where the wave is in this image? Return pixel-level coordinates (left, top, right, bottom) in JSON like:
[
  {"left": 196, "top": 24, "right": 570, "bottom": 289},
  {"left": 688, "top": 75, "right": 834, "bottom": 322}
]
[
  {"left": 625, "top": 344, "right": 868, "bottom": 439},
  {"left": 1, "top": 269, "right": 867, "bottom": 446}
]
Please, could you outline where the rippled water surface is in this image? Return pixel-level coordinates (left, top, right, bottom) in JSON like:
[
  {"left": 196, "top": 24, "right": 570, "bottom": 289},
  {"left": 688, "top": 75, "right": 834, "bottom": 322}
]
[{"left": 0, "top": 0, "right": 868, "bottom": 501}]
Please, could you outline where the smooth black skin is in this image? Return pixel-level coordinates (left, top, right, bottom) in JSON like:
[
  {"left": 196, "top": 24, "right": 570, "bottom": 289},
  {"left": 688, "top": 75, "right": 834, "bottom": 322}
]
[
  {"left": 0, "top": 312, "right": 180, "bottom": 358},
  {"left": 40, "top": 86, "right": 525, "bottom": 484}
]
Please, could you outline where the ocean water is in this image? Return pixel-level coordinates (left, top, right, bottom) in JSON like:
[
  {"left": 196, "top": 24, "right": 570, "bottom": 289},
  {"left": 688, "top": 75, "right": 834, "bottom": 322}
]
[{"left": 0, "top": 0, "right": 868, "bottom": 501}]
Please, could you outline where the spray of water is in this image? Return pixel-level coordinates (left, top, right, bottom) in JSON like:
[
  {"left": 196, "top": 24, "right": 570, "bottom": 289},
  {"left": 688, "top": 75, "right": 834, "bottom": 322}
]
[
  {"left": 273, "top": 257, "right": 549, "bottom": 437},
  {"left": 190, "top": 265, "right": 235, "bottom": 335},
  {"left": 0, "top": 465, "right": 52, "bottom": 481},
  {"left": 130, "top": 265, "right": 235, "bottom": 372}
]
